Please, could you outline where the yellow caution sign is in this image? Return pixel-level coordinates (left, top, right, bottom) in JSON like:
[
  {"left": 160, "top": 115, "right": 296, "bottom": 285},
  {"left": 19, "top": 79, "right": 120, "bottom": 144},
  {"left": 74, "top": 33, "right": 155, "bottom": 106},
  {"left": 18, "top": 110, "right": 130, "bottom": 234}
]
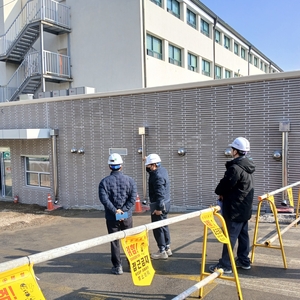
[
  {"left": 268, "top": 195, "right": 275, "bottom": 213},
  {"left": 287, "top": 187, "right": 294, "bottom": 207},
  {"left": 200, "top": 211, "right": 229, "bottom": 244},
  {"left": 121, "top": 230, "right": 155, "bottom": 286},
  {"left": 0, "top": 264, "right": 45, "bottom": 299}
]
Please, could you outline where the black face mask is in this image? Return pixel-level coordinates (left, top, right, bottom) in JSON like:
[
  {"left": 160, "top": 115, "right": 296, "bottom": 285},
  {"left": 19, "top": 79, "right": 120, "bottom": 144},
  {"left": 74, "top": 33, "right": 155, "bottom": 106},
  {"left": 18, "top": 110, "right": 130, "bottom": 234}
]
[{"left": 146, "top": 167, "right": 152, "bottom": 173}]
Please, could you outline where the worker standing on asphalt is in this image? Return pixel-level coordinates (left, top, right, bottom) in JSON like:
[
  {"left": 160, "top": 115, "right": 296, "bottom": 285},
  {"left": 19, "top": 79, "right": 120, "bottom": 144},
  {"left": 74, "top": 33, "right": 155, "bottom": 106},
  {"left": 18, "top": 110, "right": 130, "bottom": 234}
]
[
  {"left": 209, "top": 137, "right": 255, "bottom": 274},
  {"left": 98, "top": 153, "right": 137, "bottom": 275},
  {"left": 145, "top": 153, "right": 172, "bottom": 260}
]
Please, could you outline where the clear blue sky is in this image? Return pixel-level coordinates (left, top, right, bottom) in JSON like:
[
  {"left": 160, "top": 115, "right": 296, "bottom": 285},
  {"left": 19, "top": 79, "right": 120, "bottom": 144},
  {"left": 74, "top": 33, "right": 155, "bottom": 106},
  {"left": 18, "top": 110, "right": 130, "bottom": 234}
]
[{"left": 200, "top": 0, "right": 300, "bottom": 72}]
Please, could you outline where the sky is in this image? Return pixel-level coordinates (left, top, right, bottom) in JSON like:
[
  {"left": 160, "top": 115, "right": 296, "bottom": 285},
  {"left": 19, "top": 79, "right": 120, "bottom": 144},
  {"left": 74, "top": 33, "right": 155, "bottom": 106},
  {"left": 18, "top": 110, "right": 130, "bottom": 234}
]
[{"left": 199, "top": 0, "right": 300, "bottom": 72}]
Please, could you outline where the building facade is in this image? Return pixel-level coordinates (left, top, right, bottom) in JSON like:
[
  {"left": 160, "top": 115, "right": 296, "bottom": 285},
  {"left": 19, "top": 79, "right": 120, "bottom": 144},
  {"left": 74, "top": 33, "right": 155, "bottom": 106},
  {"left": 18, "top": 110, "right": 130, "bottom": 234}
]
[
  {"left": 0, "top": 71, "right": 299, "bottom": 211},
  {"left": 0, "top": 0, "right": 282, "bottom": 102}
]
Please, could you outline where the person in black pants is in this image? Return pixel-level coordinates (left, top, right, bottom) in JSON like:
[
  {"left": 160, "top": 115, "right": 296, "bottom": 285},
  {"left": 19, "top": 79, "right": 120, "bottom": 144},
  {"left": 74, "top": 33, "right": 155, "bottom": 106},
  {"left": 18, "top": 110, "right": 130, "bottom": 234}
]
[
  {"left": 209, "top": 137, "right": 255, "bottom": 274},
  {"left": 99, "top": 153, "right": 137, "bottom": 275},
  {"left": 145, "top": 153, "right": 172, "bottom": 260}
]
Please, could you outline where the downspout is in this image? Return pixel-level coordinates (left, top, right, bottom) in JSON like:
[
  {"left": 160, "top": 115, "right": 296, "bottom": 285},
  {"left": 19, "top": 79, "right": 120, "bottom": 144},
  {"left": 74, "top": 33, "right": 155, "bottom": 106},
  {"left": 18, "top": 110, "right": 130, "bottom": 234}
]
[
  {"left": 213, "top": 17, "right": 218, "bottom": 79},
  {"left": 141, "top": 0, "right": 147, "bottom": 88},
  {"left": 50, "top": 129, "right": 59, "bottom": 203},
  {"left": 248, "top": 45, "right": 252, "bottom": 76}
]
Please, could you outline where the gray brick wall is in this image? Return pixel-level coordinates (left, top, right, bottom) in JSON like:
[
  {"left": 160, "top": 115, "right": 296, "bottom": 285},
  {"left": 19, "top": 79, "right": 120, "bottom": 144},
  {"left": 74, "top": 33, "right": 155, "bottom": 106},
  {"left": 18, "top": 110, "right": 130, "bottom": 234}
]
[{"left": 0, "top": 73, "right": 299, "bottom": 211}]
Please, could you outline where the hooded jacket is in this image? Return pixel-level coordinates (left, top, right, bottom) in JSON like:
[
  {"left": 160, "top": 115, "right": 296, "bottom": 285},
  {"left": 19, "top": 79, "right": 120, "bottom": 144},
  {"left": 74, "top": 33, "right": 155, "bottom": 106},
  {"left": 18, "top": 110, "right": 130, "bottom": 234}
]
[{"left": 215, "top": 156, "right": 255, "bottom": 222}]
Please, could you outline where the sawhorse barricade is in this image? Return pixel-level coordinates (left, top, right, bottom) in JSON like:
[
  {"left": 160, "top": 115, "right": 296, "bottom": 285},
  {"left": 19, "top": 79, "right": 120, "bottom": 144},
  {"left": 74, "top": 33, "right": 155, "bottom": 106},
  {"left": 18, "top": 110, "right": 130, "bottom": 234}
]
[
  {"left": 251, "top": 181, "right": 300, "bottom": 269},
  {"left": 173, "top": 206, "right": 243, "bottom": 300}
]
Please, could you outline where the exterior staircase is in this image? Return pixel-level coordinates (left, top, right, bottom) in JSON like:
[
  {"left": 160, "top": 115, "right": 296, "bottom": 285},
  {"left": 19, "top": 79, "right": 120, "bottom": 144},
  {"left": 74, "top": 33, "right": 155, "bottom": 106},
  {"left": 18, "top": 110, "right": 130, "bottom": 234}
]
[{"left": 0, "top": 0, "right": 72, "bottom": 102}]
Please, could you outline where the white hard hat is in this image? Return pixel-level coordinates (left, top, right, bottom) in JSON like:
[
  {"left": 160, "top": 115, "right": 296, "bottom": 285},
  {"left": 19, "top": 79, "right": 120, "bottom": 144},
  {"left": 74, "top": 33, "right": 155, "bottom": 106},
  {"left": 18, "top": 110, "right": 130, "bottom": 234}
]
[
  {"left": 145, "top": 153, "right": 161, "bottom": 166},
  {"left": 108, "top": 153, "right": 123, "bottom": 165},
  {"left": 229, "top": 137, "right": 250, "bottom": 152}
]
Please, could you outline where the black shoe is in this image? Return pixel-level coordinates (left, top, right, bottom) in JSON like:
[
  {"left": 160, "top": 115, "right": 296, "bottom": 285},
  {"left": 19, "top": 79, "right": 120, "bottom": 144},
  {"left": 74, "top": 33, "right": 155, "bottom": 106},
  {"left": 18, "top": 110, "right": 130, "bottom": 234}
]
[{"left": 209, "top": 263, "right": 232, "bottom": 274}]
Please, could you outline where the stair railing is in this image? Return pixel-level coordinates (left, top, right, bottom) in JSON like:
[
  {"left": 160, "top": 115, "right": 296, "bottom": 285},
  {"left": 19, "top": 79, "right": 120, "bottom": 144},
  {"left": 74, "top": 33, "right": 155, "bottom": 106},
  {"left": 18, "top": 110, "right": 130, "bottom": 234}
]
[{"left": 0, "top": 0, "right": 70, "bottom": 56}]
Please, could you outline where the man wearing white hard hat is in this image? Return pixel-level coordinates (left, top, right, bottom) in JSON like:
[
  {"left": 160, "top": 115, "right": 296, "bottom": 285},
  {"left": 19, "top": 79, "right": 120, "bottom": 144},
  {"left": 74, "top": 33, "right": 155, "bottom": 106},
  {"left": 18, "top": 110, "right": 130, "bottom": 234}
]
[
  {"left": 99, "top": 153, "right": 137, "bottom": 275},
  {"left": 145, "top": 153, "right": 172, "bottom": 260},
  {"left": 209, "top": 137, "right": 255, "bottom": 274}
]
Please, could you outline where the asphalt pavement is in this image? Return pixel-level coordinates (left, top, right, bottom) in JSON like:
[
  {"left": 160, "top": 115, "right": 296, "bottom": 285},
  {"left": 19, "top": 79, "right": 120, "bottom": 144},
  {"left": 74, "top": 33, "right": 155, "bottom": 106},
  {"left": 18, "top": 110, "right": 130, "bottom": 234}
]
[{"left": 0, "top": 209, "right": 299, "bottom": 300}]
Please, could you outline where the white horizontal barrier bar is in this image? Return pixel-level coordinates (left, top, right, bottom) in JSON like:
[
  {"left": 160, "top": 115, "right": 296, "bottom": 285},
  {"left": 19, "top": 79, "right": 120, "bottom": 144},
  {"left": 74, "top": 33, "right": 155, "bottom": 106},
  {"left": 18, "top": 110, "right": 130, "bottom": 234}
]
[
  {"left": 258, "top": 181, "right": 300, "bottom": 200},
  {"left": 0, "top": 207, "right": 217, "bottom": 272},
  {"left": 171, "top": 270, "right": 223, "bottom": 300}
]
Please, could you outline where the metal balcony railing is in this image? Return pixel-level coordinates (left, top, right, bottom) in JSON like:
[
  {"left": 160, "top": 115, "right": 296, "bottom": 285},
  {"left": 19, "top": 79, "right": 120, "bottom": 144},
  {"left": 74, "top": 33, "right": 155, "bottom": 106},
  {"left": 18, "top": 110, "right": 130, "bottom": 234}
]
[
  {"left": 0, "top": 0, "right": 70, "bottom": 57},
  {"left": 0, "top": 50, "right": 71, "bottom": 102}
]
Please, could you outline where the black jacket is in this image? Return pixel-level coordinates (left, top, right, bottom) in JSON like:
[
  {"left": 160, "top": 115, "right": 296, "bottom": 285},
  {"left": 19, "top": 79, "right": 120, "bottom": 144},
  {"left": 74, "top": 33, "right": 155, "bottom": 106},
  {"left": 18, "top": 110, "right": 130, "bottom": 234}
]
[
  {"left": 99, "top": 171, "right": 137, "bottom": 221},
  {"left": 148, "top": 166, "right": 170, "bottom": 211},
  {"left": 215, "top": 156, "right": 255, "bottom": 222}
]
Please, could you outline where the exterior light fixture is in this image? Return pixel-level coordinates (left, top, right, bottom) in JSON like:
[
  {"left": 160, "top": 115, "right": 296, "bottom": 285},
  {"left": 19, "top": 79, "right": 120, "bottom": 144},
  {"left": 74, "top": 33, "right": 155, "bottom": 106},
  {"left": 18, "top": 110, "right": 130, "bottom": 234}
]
[
  {"left": 273, "top": 150, "right": 282, "bottom": 161},
  {"left": 78, "top": 148, "right": 85, "bottom": 154},
  {"left": 177, "top": 148, "right": 186, "bottom": 156},
  {"left": 224, "top": 147, "right": 232, "bottom": 157},
  {"left": 71, "top": 148, "right": 77, "bottom": 153}
]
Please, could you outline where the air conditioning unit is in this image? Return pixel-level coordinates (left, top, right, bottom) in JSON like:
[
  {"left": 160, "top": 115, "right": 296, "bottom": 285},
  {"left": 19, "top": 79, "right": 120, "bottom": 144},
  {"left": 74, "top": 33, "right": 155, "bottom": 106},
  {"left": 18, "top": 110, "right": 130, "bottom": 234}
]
[
  {"left": 76, "top": 86, "right": 95, "bottom": 95},
  {"left": 19, "top": 94, "right": 34, "bottom": 101}
]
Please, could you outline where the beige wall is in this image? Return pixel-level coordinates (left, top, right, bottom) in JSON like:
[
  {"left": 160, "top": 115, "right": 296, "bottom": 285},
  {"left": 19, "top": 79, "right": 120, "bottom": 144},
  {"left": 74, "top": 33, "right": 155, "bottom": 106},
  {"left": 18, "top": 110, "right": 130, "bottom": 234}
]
[{"left": 64, "top": 0, "right": 144, "bottom": 92}]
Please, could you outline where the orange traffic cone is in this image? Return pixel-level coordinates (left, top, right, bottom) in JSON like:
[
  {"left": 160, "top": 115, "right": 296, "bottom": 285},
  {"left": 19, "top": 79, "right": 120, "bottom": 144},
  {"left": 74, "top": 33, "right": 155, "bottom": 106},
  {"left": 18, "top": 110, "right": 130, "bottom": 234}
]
[
  {"left": 46, "top": 193, "right": 55, "bottom": 211},
  {"left": 134, "top": 194, "right": 143, "bottom": 213}
]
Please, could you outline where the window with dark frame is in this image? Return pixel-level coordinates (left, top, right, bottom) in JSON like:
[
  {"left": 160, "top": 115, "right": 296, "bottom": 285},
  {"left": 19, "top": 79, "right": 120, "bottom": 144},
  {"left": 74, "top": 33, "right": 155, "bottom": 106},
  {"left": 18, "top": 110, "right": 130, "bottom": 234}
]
[
  {"left": 150, "top": 0, "right": 162, "bottom": 7},
  {"left": 202, "top": 59, "right": 210, "bottom": 76},
  {"left": 169, "top": 44, "right": 182, "bottom": 66},
  {"left": 187, "top": 9, "right": 196, "bottom": 28},
  {"left": 215, "top": 65, "right": 221, "bottom": 79},
  {"left": 188, "top": 53, "right": 197, "bottom": 71},
  {"left": 167, "top": 0, "right": 180, "bottom": 18},
  {"left": 201, "top": 19, "right": 209, "bottom": 37},
  {"left": 25, "top": 156, "right": 50, "bottom": 188},
  {"left": 215, "top": 29, "right": 220, "bottom": 43},
  {"left": 224, "top": 35, "right": 230, "bottom": 49},
  {"left": 147, "top": 34, "right": 163, "bottom": 60}
]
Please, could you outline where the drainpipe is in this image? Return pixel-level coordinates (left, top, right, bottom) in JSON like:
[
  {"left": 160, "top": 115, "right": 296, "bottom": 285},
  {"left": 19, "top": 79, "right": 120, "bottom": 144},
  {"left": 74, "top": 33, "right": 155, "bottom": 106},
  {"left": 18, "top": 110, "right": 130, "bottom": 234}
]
[
  {"left": 50, "top": 129, "right": 59, "bottom": 203},
  {"left": 139, "top": 127, "right": 148, "bottom": 202},
  {"left": 212, "top": 17, "right": 218, "bottom": 79},
  {"left": 248, "top": 45, "right": 252, "bottom": 76},
  {"left": 279, "top": 121, "right": 290, "bottom": 202},
  {"left": 141, "top": 0, "right": 147, "bottom": 88}
]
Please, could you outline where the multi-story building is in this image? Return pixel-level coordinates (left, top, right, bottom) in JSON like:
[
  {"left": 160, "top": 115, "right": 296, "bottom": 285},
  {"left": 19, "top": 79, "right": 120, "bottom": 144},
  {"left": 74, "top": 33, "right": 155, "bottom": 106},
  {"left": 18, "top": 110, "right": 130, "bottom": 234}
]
[{"left": 0, "top": 0, "right": 282, "bottom": 102}]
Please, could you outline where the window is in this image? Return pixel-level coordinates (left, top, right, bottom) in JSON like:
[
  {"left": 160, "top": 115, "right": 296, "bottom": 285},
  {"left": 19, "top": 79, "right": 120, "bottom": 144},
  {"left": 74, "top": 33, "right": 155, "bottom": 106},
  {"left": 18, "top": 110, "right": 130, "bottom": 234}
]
[
  {"left": 260, "top": 61, "right": 263, "bottom": 70},
  {"left": 224, "top": 35, "right": 230, "bottom": 50},
  {"left": 201, "top": 19, "right": 209, "bottom": 37},
  {"left": 215, "top": 29, "right": 220, "bottom": 44},
  {"left": 215, "top": 65, "right": 221, "bottom": 79},
  {"left": 25, "top": 156, "right": 50, "bottom": 188},
  {"left": 234, "top": 43, "right": 239, "bottom": 55},
  {"left": 150, "top": 0, "right": 162, "bottom": 6},
  {"left": 264, "top": 64, "right": 267, "bottom": 73},
  {"left": 248, "top": 53, "right": 252, "bottom": 64},
  {"left": 147, "top": 34, "right": 162, "bottom": 60},
  {"left": 169, "top": 44, "right": 181, "bottom": 66},
  {"left": 241, "top": 48, "right": 246, "bottom": 59},
  {"left": 225, "top": 69, "right": 231, "bottom": 78},
  {"left": 187, "top": 9, "right": 196, "bottom": 28},
  {"left": 254, "top": 57, "right": 258, "bottom": 67},
  {"left": 188, "top": 53, "right": 197, "bottom": 71},
  {"left": 202, "top": 59, "right": 210, "bottom": 76},
  {"left": 234, "top": 73, "right": 239, "bottom": 77},
  {"left": 167, "top": 0, "right": 180, "bottom": 18}
]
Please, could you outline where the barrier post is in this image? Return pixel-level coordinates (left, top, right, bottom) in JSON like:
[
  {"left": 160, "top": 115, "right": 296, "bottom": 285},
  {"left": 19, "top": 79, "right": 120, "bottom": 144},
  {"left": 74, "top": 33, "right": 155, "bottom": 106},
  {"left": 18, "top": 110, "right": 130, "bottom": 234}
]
[
  {"left": 199, "top": 207, "right": 243, "bottom": 299},
  {"left": 251, "top": 181, "right": 300, "bottom": 268}
]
